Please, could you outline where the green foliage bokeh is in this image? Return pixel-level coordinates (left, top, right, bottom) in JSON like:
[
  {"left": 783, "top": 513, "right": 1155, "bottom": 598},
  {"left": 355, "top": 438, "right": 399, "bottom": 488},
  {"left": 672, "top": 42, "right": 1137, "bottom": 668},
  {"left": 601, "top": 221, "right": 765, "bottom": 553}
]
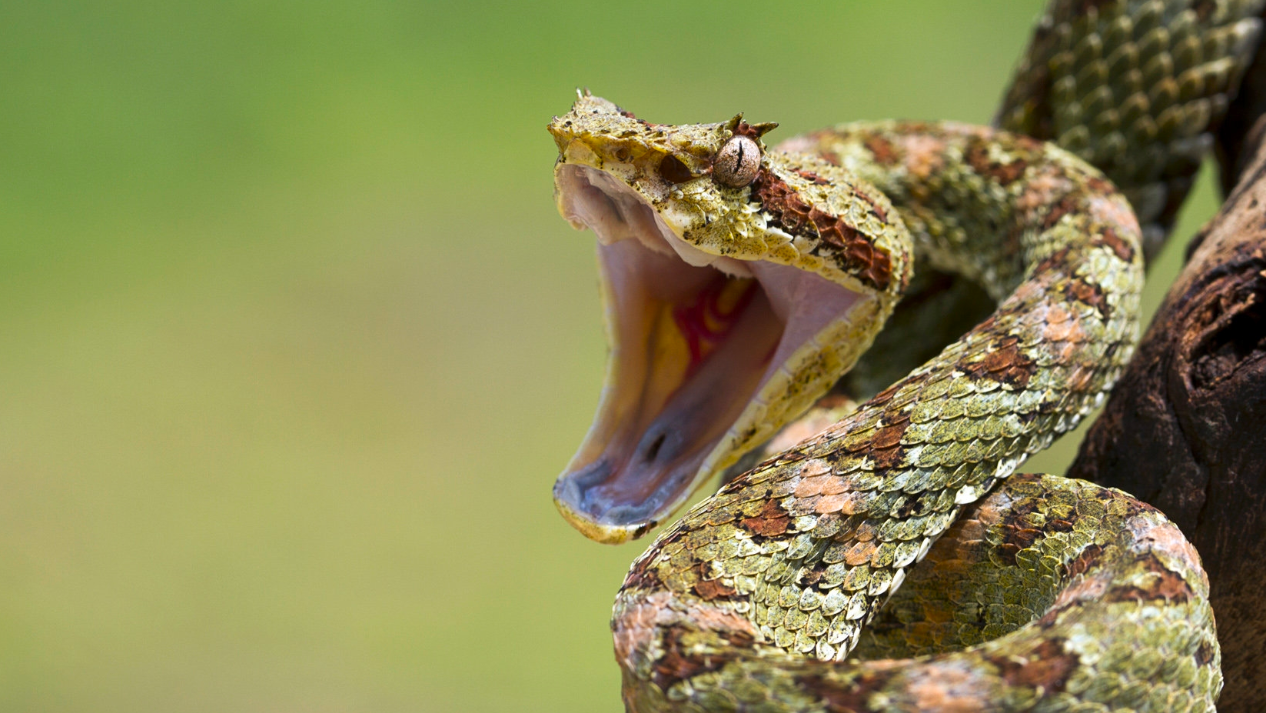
[{"left": 0, "top": 2, "right": 1217, "bottom": 710}]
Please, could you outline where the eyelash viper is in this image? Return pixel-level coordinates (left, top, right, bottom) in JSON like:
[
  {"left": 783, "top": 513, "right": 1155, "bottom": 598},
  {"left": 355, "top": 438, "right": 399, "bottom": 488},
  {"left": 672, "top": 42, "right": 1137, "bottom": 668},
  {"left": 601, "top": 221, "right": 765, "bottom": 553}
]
[{"left": 547, "top": 1, "right": 1264, "bottom": 710}]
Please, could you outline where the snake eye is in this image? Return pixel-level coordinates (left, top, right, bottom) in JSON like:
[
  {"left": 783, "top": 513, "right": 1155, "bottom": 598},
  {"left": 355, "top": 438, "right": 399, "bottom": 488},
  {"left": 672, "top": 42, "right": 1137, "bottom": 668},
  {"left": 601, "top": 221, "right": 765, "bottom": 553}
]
[
  {"left": 659, "top": 154, "right": 695, "bottom": 184},
  {"left": 713, "top": 136, "right": 761, "bottom": 188}
]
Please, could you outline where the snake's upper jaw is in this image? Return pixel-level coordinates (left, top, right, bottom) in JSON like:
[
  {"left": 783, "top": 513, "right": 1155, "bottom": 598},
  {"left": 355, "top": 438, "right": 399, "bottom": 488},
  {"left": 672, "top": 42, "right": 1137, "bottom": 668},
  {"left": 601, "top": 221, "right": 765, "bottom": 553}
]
[{"left": 552, "top": 164, "right": 872, "bottom": 544}]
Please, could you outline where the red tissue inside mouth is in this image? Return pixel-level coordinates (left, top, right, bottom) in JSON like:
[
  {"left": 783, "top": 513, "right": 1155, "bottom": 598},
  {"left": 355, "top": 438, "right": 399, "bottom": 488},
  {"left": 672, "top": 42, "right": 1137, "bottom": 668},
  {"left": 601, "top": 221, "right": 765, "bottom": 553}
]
[{"left": 672, "top": 277, "right": 759, "bottom": 373}]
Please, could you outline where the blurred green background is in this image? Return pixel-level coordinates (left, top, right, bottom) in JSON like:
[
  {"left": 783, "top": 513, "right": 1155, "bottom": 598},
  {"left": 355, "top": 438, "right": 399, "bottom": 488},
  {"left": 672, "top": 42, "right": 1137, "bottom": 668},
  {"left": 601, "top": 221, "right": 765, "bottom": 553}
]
[{"left": 0, "top": 2, "right": 1221, "bottom": 711}]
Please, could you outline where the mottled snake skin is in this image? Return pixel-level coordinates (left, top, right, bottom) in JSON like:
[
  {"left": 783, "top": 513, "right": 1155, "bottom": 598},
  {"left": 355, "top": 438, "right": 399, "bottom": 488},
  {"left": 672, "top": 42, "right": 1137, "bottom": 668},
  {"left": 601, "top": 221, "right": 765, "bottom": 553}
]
[
  {"left": 847, "top": 0, "right": 1265, "bottom": 399},
  {"left": 998, "top": 0, "right": 1264, "bottom": 257},
  {"left": 548, "top": 1, "right": 1265, "bottom": 711}
]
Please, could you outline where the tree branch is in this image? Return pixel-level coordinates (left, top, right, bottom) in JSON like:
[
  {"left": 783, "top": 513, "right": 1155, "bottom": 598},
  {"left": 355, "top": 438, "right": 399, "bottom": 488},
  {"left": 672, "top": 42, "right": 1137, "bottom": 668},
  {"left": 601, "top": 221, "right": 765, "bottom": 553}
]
[{"left": 1070, "top": 113, "right": 1266, "bottom": 712}]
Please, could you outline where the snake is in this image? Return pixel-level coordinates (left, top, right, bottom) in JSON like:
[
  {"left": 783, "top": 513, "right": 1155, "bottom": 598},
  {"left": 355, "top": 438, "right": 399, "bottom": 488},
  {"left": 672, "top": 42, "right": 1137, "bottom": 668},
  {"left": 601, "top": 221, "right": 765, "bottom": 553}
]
[{"left": 546, "top": 1, "right": 1263, "bottom": 710}]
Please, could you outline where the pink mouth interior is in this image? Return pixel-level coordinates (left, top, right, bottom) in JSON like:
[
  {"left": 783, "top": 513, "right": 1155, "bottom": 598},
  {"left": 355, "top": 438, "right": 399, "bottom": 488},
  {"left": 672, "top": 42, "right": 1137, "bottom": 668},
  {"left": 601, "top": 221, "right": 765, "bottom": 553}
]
[{"left": 553, "top": 164, "right": 866, "bottom": 530}]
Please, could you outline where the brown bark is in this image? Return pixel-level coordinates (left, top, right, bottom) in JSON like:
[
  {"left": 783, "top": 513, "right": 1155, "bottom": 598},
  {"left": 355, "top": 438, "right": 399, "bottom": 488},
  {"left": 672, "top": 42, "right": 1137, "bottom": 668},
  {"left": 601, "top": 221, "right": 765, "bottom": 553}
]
[{"left": 1069, "top": 118, "right": 1266, "bottom": 711}]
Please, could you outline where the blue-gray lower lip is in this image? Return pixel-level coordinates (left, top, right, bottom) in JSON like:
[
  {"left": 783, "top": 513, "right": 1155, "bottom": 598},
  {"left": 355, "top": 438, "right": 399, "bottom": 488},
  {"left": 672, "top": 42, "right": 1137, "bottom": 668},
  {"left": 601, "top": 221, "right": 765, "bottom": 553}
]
[{"left": 553, "top": 435, "right": 704, "bottom": 532}]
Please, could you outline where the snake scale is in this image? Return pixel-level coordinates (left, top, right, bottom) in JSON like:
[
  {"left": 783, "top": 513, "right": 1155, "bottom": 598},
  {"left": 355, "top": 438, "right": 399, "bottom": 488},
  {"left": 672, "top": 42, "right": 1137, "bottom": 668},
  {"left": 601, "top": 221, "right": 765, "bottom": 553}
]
[{"left": 546, "top": 1, "right": 1264, "bottom": 710}]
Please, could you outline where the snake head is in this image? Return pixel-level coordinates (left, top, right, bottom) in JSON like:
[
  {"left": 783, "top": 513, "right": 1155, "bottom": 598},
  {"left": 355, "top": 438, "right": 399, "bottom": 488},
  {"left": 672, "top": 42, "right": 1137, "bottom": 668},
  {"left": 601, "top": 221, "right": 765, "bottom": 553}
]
[{"left": 548, "top": 94, "right": 911, "bottom": 543}]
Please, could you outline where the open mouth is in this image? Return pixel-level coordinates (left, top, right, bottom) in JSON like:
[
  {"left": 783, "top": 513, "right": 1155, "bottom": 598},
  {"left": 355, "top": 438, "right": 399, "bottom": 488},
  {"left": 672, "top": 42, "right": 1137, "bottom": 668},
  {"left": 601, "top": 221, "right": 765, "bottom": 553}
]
[{"left": 553, "top": 164, "right": 869, "bottom": 543}]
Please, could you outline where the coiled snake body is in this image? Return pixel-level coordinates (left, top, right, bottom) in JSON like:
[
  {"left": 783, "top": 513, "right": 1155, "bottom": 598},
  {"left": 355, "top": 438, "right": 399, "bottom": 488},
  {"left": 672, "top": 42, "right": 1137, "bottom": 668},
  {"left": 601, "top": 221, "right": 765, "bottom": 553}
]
[{"left": 547, "top": 2, "right": 1264, "bottom": 710}]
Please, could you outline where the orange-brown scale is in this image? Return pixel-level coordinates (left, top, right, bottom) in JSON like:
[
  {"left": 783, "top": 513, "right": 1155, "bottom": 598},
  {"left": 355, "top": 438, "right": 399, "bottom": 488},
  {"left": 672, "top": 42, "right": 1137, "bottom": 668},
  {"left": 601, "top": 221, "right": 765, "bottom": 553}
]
[
  {"left": 862, "top": 135, "right": 898, "bottom": 166},
  {"left": 1092, "top": 226, "right": 1136, "bottom": 263},
  {"left": 956, "top": 336, "right": 1039, "bottom": 388},
  {"left": 647, "top": 625, "right": 756, "bottom": 692},
  {"left": 860, "top": 414, "right": 911, "bottom": 471},
  {"left": 1060, "top": 278, "right": 1110, "bottom": 320},
  {"left": 691, "top": 562, "right": 740, "bottom": 602},
  {"left": 985, "top": 638, "right": 1079, "bottom": 694},
  {"left": 738, "top": 499, "right": 791, "bottom": 538},
  {"left": 1102, "top": 552, "right": 1196, "bottom": 603},
  {"left": 964, "top": 136, "right": 1034, "bottom": 185},
  {"left": 797, "top": 669, "right": 900, "bottom": 712}
]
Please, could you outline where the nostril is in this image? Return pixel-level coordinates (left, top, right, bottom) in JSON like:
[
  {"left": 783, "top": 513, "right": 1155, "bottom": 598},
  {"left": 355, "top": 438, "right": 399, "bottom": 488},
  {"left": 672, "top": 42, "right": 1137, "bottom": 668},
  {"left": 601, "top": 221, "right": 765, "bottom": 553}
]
[{"left": 643, "top": 433, "right": 667, "bottom": 462}]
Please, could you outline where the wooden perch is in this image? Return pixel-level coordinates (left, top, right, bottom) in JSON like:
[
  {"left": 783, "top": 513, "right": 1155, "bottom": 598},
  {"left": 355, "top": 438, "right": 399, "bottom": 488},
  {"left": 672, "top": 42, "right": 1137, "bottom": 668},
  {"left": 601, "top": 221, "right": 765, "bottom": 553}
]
[{"left": 1068, "top": 116, "right": 1266, "bottom": 712}]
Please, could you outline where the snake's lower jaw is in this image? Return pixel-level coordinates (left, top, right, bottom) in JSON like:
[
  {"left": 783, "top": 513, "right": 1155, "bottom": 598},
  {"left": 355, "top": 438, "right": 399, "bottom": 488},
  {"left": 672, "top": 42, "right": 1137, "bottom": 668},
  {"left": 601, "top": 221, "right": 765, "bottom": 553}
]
[{"left": 552, "top": 164, "right": 871, "bottom": 543}]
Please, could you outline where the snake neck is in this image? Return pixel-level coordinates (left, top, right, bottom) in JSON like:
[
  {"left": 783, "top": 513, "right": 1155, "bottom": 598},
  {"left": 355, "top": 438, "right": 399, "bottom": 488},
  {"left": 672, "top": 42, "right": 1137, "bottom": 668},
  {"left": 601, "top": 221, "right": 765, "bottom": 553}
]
[{"left": 783, "top": 121, "right": 1136, "bottom": 302}]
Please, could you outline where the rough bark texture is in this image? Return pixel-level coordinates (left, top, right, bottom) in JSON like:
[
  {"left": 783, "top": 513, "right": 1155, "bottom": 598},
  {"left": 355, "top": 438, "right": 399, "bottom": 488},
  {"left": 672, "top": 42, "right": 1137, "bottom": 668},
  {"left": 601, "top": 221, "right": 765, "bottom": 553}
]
[{"left": 1070, "top": 116, "right": 1266, "bottom": 712}]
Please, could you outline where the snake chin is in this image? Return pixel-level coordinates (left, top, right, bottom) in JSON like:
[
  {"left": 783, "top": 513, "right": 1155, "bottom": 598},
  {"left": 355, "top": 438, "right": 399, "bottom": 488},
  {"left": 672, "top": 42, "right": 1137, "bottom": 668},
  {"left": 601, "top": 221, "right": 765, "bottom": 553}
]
[{"left": 552, "top": 164, "right": 870, "bottom": 543}]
